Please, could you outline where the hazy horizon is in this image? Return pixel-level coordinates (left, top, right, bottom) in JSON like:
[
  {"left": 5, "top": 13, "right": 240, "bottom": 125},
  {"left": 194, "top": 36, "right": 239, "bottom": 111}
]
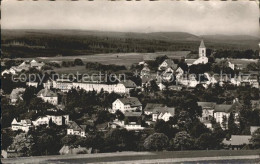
[{"left": 2, "top": 1, "right": 259, "bottom": 36}]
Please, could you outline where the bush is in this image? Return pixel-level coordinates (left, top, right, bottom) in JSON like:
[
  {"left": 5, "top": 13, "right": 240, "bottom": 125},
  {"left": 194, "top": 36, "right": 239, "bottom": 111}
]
[{"left": 143, "top": 133, "right": 169, "bottom": 151}]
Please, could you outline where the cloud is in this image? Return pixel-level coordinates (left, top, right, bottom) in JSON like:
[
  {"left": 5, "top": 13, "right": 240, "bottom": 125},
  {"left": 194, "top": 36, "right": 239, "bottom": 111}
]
[{"left": 2, "top": 1, "right": 259, "bottom": 36}]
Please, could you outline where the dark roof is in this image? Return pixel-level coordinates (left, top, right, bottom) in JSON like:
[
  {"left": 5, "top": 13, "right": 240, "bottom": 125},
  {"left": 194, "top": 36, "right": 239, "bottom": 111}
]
[
  {"left": 199, "top": 40, "right": 206, "bottom": 48},
  {"left": 45, "top": 110, "right": 67, "bottom": 116},
  {"left": 68, "top": 121, "right": 84, "bottom": 131},
  {"left": 197, "top": 102, "right": 216, "bottom": 109},
  {"left": 37, "top": 89, "right": 57, "bottom": 97},
  {"left": 118, "top": 97, "right": 142, "bottom": 107},
  {"left": 120, "top": 80, "right": 137, "bottom": 88},
  {"left": 214, "top": 104, "right": 233, "bottom": 113},
  {"left": 144, "top": 103, "right": 164, "bottom": 112},
  {"left": 124, "top": 112, "right": 142, "bottom": 117},
  {"left": 144, "top": 103, "right": 175, "bottom": 115}
]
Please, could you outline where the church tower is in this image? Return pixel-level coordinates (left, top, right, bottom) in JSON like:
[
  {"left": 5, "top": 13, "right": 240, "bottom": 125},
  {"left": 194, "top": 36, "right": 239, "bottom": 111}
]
[{"left": 199, "top": 40, "right": 206, "bottom": 57}]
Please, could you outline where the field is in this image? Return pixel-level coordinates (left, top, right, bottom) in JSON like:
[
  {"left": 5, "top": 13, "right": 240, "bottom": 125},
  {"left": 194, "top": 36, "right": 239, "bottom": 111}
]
[
  {"left": 2, "top": 150, "right": 260, "bottom": 164},
  {"left": 2, "top": 29, "right": 259, "bottom": 59}
]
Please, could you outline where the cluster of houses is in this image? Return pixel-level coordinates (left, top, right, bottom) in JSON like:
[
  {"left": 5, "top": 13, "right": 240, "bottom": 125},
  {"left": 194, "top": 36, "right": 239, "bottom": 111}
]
[
  {"left": 2, "top": 59, "right": 45, "bottom": 75},
  {"left": 140, "top": 40, "right": 259, "bottom": 89},
  {"left": 3, "top": 40, "right": 260, "bottom": 157}
]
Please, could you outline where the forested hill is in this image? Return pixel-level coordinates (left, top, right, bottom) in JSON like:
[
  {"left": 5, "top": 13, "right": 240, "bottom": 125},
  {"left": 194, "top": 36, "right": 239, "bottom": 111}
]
[{"left": 1, "top": 29, "right": 259, "bottom": 58}]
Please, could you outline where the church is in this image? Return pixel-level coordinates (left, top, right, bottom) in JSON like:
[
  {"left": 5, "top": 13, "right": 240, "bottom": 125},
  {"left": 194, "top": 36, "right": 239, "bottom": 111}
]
[{"left": 185, "top": 40, "right": 208, "bottom": 66}]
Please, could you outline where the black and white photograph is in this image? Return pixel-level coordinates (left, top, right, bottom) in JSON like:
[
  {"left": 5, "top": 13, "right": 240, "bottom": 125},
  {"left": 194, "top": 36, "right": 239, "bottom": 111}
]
[{"left": 1, "top": 0, "right": 260, "bottom": 163}]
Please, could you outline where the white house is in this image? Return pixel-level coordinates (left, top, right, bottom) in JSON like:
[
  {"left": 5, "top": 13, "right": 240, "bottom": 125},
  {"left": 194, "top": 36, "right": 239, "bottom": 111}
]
[
  {"left": 67, "top": 121, "right": 86, "bottom": 137},
  {"left": 45, "top": 110, "right": 69, "bottom": 126},
  {"left": 11, "top": 118, "right": 32, "bottom": 132},
  {"left": 144, "top": 103, "right": 175, "bottom": 122},
  {"left": 37, "top": 88, "right": 58, "bottom": 105},
  {"left": 185, "top": 40, "right": 208, "bottom": 66},
  {"left": 112, "top": 97, "right": 142, "bottom": 113},
  {"left": 213, "top": 103, "right": 240, "bottom": 129}
]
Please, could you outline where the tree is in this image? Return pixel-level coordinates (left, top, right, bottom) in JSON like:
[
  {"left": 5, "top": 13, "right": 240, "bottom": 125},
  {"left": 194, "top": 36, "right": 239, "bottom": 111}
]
[
  {"left": 74, "top": 58, "right": 84, "bottom": 66},
  {"left": 172, "top": 131, "right": 194, "bottom": 150},
  {"left": 22, "top": 86, "right": 37, "bottom": 105},
  {"left": 195, "top": 133, "right": 217, "bottom": 150},
  {"left": 143, "top": 133, "right": 169, "bottom": 151},
  {"left": 250, "top": 128, "right": 260, "bottom": 149},
  {"left": 9, "top": 133, "right": 34, "bottom": 156},
  {"left": 228, "top": 112, "right": 238, "bottom": 135},
  {"left": 149, "top": 80, "right": 159, "bottom": 92},
  {"left": 222, "top": 115, "right": 228, "bottom": 130},
  {"left": 115, "top": 110, "right": 125, "bottom": 120},
  {"left": 190, "top": 120, "right": 210, "bottom": 138}
]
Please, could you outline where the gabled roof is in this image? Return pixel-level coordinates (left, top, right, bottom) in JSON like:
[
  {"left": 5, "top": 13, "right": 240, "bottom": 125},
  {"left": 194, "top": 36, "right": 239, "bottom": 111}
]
[
  {"left": 141, "top": 74, "right": 157, "bottom": 84},
  {"left": 37, "top": 89, "right": 57, "bottom": 97},
  {"left": 197, "top": 102, "right": 216, "bottom": 109},
  {"left": 223, "top": 135, "right": 251, "bottom": 146},
  {"left": 214, "top": 104, "right": 233, "bottom": 113},
  {"left": 118, "top": 97, "right": 142, "bottom": 107},
  {"left": 199, "top": 40, "right": 206, "bottom": 48},
  {"left": 67, "top": 121, "right": 84, "bottom": 131},
  {"left": 142, "top": 66, "right": 150, "bottom": 72},
  {"left": 161, "top": 59, "right": 178, "bottom": 69},
  {"left": 120, "top": 80, "right": 137, "bottom": 88}
]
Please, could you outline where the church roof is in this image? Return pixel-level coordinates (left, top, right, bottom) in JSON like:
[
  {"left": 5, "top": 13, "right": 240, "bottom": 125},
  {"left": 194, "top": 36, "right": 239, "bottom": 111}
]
[{"left": 199, "top": 40, "right": 206, "bottom": 48}]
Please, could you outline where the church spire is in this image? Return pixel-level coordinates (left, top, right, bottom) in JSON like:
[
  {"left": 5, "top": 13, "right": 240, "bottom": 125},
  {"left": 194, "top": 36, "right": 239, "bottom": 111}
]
[{"left": 199, "top": 40, "right": 206, "bottom": 48}]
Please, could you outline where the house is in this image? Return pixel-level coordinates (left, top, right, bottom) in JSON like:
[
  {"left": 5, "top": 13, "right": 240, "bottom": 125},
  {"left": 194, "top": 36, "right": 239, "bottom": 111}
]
[
  {"left": 141, "top": 66, "right": 150, "bottom": 77},
  {"left": 144, "top": 103, "right": 165, "bottom": 115},
  {"left": 213, "top": 103, "right": 240, "bottom": 128},
  {"left": 11, "top": 118, "right": 32, "bottom": 132},
  {"left": 45, "top": 110, "right": 69, "bottom": 126},
  {"left": 1, "top": 67, "right": 17, "bottom": 76},
  {"left": 32, "top": 116, "right": 50, "bottom": 126},
  {"left": 223, "top": 135, "right": 251, "bottom": 150},
  {"left": 175, "top": 67, "right": 184, "bottom": 80},
  {"left": 144, "top": 103, "right": 175, "bottom": 122},
  {"left": 250, "top": 126, "right": 260, "bottom": 134},
  {"left": 10, "top": 88, "right": 26, "bottom": 104},
  {"left": 124, "top": 112, "right": 144, "bottom": 130},
  {"left": 185, "top": 40, "right": 208, "bottom": 66},
  {"left": 119, "top": 80, "right": 137, "bottom": 93},
  {"left": 43, "top": 77, "right": 54, "bottom": 89},
  {"left": 251, "top": 100, "right": 260, "bottom": 110},
  {"left": 198, "top": 102, "right": 216, "bottom": 128},
  {"left": 53, "top": 78, "right": 74, "bottom": 92},
  {"left": 67, "top": 121, "right": 87, "bottom": 137},
  {"left": 30, "top": 59, "right": 45, "bottom": 70},
  {"left": 158, "top": 59, "right": 177, "bottom": 71},
  {"left": 112, "top": 97, "right": 142, "bottom": 113},
  {"left": 161, "top": 67, "right": 174, "bottom": 81},
  {"left": 37, "top": 88, "right": 58, "bottom": 105}
]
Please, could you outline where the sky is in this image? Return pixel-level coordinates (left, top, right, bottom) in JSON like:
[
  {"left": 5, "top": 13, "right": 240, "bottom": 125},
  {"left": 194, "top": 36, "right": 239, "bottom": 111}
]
[{"left": 1, "top": 1, "right": 259, "bottom": 36}]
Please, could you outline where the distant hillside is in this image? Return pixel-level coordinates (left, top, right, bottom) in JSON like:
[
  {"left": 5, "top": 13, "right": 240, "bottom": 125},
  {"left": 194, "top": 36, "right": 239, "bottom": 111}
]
[{"left": 1, "top": 29, "right": 259, "bottom": 58}]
